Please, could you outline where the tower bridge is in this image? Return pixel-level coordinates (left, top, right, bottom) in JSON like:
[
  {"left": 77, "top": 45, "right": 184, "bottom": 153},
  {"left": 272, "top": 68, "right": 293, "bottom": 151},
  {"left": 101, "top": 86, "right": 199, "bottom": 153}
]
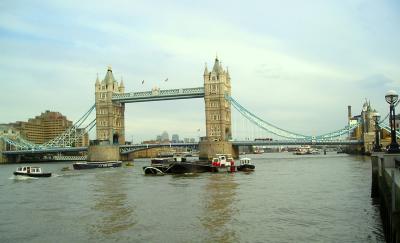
[
  {"left": 91, "top": 58, "right": 233, "bottom": 161},
  {"left": 1, "top": 57, "right": 389, "bottom": 163}
]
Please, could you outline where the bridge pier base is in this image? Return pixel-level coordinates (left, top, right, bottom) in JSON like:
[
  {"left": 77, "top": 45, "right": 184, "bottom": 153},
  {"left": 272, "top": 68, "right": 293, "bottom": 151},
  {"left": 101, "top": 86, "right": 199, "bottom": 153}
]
[
  {"left": 87, "top": 144, "right": 120, "bottom": 162},
  {"left": 199, "top": 140, "right": 238, "bottom": 161},
  {"left": 0, "top": 153, "right": 5, "bottom": 163}
]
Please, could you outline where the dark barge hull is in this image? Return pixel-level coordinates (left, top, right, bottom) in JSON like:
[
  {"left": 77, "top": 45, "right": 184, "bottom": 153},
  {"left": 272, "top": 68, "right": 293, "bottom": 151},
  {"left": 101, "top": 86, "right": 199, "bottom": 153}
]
[
  {"left": 73, "top": 161, "right": 122, "bottom": 170},
  {"left": 13, "top": 172, "right": 52, "bottom": 177},
  {"left": 237, "top": 164, "right": 255, "bottom": 171},
  {"left": 143, "top": 162, "right": 213, "bottom": 175},
  {"left": 168, "top": 162, "right": 213, "bottom": 173}
]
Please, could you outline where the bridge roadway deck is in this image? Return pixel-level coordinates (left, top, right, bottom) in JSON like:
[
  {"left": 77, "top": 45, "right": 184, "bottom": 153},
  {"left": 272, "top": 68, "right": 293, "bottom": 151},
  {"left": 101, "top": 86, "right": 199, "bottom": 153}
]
[
  {"left": 1, "top": 147, "right": 88, "bottom": 155},
  {"left": 1, "top": 140, "right": 362, "bottom": 155}
]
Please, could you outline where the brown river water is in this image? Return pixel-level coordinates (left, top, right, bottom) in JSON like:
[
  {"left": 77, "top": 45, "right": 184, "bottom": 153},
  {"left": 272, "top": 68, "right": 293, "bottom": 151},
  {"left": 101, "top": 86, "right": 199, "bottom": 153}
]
[{"left": 0, "top": 152, "right": 384, "bottom": 242}]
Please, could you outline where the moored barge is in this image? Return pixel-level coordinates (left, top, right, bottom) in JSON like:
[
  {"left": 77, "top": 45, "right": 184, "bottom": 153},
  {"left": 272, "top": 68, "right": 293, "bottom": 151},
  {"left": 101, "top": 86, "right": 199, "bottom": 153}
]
[{"left": 73, "top": 161, "right": 122, "bottom": 170}]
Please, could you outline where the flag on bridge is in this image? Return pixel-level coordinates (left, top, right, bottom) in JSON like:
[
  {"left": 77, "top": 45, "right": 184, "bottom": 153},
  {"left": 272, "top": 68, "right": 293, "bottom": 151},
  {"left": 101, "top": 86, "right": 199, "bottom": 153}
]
[{"left": 164, "top": 78, "right": 168, "bottom": 82}]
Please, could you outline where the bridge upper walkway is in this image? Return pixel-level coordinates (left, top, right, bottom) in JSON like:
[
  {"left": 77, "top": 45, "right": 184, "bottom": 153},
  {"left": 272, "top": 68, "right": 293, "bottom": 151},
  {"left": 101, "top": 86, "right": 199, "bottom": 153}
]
[{"left": 112, "top": 87, "right": 205, "bottom": 103}]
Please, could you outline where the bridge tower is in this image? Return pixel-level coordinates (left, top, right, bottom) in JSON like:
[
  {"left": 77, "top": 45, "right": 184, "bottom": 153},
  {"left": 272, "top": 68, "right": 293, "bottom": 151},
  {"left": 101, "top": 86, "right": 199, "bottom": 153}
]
[
  {"left": 360, "top": 100, "right": 378, "bottom": 153},
  {"left": 94, "top": 66, "right": 125, "bottom": 145},
  {"left": 204, "top": 57, "right": 232, "bottom": 141},
  {"left": 199, "top": 57, "right": 237, "bottom": 160}
]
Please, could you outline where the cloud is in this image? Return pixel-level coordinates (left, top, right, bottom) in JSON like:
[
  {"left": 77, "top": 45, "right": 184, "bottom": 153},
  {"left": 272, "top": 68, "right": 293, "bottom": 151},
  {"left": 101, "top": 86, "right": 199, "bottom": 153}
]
[{"left": 0, "top": 0, "right": 399, "bottom": 141}]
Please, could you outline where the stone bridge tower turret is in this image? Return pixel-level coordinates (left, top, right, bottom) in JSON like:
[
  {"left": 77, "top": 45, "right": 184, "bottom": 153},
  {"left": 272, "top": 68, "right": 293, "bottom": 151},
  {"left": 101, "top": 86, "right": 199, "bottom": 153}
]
[
  {"left": 203, "top": 57, "right": 232, "bottom": 141},
  {"left": 199, "top": 57, "right": 237, "bottom": 160},
  {"left": 95, "top": 66, "right": 125, "bottom": 145}
]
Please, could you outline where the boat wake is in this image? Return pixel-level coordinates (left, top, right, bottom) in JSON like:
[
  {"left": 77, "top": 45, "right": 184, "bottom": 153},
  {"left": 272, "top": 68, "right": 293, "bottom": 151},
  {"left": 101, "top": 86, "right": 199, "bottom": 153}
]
[{"left": 10, "top": 175, "right": 39, "bottom": 180}]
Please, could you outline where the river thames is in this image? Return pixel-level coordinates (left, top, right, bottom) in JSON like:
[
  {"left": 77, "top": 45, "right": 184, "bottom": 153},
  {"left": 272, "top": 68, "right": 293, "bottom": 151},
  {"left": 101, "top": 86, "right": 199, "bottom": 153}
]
[{"left": 0, "top": 152, "right": 384, "bottom": 242}]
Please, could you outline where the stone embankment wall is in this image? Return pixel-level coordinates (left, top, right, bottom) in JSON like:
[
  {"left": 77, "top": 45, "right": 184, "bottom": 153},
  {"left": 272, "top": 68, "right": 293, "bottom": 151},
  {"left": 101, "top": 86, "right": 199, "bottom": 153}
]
[{"left": 371, "top": 153, "right": 400, "bottom": 242}]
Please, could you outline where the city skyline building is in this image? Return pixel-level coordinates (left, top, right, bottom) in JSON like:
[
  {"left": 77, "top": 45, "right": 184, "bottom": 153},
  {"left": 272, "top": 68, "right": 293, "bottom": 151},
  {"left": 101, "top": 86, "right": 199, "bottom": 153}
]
[
  {"left": 171, "top": 134, "right": 179, "bottom": 143},
  {"left": 2, "top": 110, "right": 89, "bottom": 146},
  {"left": 160, "top": 131, "right": 169, "bottom": 142}
]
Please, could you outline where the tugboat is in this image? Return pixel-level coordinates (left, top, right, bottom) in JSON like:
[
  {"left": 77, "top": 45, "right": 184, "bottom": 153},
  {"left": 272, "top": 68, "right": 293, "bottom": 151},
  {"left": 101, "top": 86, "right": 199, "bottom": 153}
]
[
  {"left": 211, "top": 154, "right": 236, "bottom": 172},
  {"left": 72, "top": 161, "right": 122, "bottom": 170},
  {"left": 237, "top": 158, "right": 255, "bottom": 172},
  {"left": 13, "top": 166, "right": 52, "bottom": 177}
]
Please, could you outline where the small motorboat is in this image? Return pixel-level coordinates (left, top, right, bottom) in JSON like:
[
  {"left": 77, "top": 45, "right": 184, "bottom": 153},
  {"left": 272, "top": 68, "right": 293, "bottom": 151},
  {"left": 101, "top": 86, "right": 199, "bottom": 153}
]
[
  {"left": 73, "top": 161, "right": 122, "bottom": 170},
  {"left": 14, "top": 166, "right": 52, "bottom": 177},
  {"left": 237, "top": 158, "right": 255, "bottom": 172}
]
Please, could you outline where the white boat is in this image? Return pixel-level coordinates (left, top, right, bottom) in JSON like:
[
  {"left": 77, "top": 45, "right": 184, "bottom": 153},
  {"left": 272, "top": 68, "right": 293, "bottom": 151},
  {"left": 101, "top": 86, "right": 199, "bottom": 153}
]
[
  {"left": 294, "top": 145, "right": 310, "bottom": 155},
  {"left": 211, "top": 154, "right": 236, "bottom": 172},
  {"left": 14, "top": 166, "right": 52, "bottom": 177},
  {"left": 294, "top": 146, "right": 320, "bottom": 155}
]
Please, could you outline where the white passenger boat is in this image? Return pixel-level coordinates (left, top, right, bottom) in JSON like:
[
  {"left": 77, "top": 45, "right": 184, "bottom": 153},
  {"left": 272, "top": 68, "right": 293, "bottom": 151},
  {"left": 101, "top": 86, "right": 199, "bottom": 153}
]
[{"left": 13, "top": 166, "right": 52, "bottom": 177}]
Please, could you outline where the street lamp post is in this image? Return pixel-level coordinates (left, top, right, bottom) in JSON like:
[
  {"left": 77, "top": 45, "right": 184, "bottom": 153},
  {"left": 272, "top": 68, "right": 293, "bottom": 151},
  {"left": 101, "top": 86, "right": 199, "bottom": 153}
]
[
  {"left": 373, "top": 112, "right": 381, "bottom": 152},
  {"left": 385, "top": 90, "right": 400, "bottom": 153}
]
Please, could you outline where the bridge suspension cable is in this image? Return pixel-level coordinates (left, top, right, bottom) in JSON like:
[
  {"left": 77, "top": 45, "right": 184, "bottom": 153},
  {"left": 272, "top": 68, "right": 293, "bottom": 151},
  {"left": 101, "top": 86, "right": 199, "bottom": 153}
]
[
  {"left": 226, "top": 95, "right": 310, "bottom": 139},
  {"left": 226, "top": 94, "right": 360, "bottom": 141},
  {"left": 313, "top": 122, "right": 361, "bottom": 140},
  {"left": 43, "top": 104, "right": 95, "bottom": 147}
]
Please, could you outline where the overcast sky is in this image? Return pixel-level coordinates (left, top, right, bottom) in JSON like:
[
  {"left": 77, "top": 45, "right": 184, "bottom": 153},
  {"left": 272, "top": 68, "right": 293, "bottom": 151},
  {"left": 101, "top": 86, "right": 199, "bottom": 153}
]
[{"left": 1, "top": 0, "right": 399, "bottom": 142}]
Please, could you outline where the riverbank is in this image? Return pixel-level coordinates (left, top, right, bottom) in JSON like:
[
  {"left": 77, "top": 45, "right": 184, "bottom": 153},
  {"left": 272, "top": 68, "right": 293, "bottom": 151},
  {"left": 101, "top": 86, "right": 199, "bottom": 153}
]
[{"left": 371, "top": 152, "right": 400, "bottom": 242}]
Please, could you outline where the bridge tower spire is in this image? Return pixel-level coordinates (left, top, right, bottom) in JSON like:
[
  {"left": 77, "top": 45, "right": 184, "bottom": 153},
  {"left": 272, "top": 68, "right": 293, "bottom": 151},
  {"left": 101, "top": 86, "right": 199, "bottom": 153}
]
[
  {"left": 94, "top": 66, "right": 125, "bottom": 145},
  {"left": 199, "top": 57, "right": 236, "bottom": 160}
]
